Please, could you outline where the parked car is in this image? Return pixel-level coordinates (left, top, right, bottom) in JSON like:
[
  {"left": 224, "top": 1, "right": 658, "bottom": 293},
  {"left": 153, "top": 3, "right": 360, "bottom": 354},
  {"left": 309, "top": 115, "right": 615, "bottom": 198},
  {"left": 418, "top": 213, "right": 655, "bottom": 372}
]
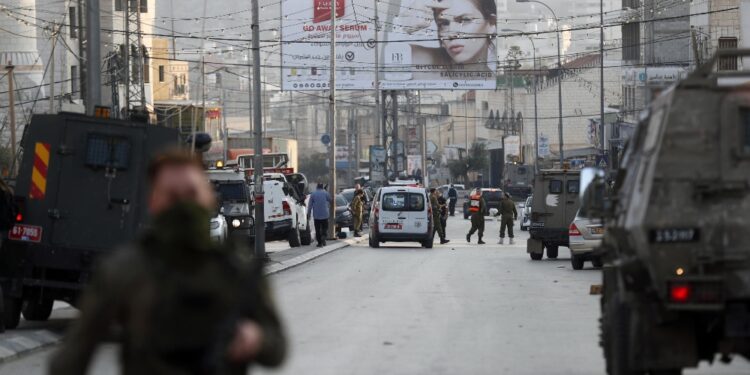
[
  {"left": 462, "top": 188, "right": 504, "bottom": 219},
  {"left": 568, "top": 208, "right": 605, "bottom": 270},
  {"left": 210, "top": 213, "right": 229, "bottom": 243},
  {"left": 369, "top": 186, "right": 433, "bottom": 248},
  {"left": 520, "top": 195, "right": 532, "bottom": 231},
  {"left": 335, "top": 194, "right": 355, "bottom": 234},
  {"left": 258, "top": 179, "right": 312, "bottom": 247}
]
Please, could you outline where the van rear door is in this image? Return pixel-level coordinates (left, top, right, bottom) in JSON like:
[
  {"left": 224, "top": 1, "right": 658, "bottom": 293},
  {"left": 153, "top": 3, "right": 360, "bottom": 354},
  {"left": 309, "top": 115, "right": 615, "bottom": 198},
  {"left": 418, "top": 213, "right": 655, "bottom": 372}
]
[
  {"left": 378, "top": 190, "right": 428, "bottom": 235},
  {"left": 263, "top": 180, "right": 286, "bottom": 221}
]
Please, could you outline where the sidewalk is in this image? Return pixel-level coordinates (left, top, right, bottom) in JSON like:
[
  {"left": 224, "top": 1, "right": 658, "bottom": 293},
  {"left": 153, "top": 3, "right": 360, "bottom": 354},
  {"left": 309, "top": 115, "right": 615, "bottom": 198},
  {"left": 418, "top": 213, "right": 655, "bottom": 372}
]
[{"left": 0, "top": 235, "right": 367, "bottom": 364}]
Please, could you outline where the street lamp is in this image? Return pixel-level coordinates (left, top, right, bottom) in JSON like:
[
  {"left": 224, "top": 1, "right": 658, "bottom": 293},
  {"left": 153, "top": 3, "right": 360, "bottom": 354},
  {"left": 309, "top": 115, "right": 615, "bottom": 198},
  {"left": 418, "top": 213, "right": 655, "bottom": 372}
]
[
  {"left": 501, "top": 29, "right": 539, "bottom": 174},
  {"left": 516, "top": 0, "right": 564, "bottom": 166}
]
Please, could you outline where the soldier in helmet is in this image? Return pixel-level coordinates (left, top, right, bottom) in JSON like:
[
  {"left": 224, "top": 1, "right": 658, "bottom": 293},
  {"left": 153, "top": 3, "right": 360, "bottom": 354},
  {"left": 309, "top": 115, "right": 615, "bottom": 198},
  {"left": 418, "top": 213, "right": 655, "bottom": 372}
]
[
  {"left": 498, "top": 192, "right": 518, "bottom": 245},
  {"left": 430, "top": 188, "right": 449, "bottom": 244},
  {"left": 50, "top": 150, "right": 286, "bottom": 375},
  {"left": 466, "top": 188, "right": 486, "bottom": 244}
]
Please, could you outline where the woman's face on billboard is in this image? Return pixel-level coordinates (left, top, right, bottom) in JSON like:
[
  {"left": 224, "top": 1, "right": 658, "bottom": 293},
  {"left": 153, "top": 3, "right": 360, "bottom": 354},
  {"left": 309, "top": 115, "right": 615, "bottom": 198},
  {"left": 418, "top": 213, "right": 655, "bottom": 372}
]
[{"left": 435, "top": 0, "right": 495, "bottom": 64}]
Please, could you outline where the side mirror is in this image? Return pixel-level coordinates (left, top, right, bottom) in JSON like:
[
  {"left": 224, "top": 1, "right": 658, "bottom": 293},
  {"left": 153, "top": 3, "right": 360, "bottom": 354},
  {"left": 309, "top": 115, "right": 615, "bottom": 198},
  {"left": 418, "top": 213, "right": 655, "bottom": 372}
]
[
  {"left": 580, "top": 167, "right": 612, "bottom": 219},
  {"left": 219, "top": 206, "right": 225, "bottom": 215},
  {"left": 580, "top": 167, "right": 605, "bottom": 200}
]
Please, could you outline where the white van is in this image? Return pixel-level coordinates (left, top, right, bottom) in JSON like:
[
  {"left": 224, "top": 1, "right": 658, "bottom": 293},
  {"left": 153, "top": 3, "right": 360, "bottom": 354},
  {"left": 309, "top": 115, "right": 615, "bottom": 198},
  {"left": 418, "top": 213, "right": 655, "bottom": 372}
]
[{"left": 368, "top": 186, "right": 433, "bottom": 248}]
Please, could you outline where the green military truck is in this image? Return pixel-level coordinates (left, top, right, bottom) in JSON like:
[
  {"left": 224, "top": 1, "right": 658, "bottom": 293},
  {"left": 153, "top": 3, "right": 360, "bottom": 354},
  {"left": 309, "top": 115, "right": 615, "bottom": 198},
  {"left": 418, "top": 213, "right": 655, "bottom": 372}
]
[
  {"left": 527, "top": 169, "right": 581, "bottom": 260},
  {"left": 0, "top": 113, "right": 179, "bottom": 330}
]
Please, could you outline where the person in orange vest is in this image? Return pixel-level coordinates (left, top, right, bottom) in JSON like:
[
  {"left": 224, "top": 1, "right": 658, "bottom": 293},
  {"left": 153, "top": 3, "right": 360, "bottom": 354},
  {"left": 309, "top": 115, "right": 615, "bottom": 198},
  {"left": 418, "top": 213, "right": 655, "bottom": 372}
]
[{"left": 466, "top": 188, "right": 487, "bottom": 244}]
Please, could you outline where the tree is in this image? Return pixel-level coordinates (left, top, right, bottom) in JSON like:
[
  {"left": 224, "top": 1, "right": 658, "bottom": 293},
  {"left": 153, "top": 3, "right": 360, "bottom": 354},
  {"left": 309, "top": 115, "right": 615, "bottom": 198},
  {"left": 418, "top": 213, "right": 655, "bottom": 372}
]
[
  {"left": 298, "top": 152, "right": 329, "bottom": 184},
  {"left": 446, "top": 142, "right": 489, "bottom": 184}
]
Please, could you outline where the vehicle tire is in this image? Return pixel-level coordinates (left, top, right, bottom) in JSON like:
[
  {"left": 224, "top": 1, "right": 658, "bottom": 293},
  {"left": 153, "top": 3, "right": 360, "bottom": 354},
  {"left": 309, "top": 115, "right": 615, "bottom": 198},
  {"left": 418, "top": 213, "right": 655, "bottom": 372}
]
[
  {"left": 529, "top": 252, "right": 543, "bottom": 261},
  {"left": 300, "top": 228, "right": 312, "bottom": 246},
  {"left": 546, "top": 246, "right": 559, "bottom": 259},
  {"left": 571, "top": 255, "right": 585, "bottom": 270},
  {"left": 22, "top": 298, "right": 53, "bottom": 321},
  {"left": 288, "top": 223, "right": 301, "bottom": 248},
  {"left": 602, "top": 282, "right": 646, "bottom": 375},
  {"left": 2, "top": 296, "right": 22, "bottom": 330},
  {"left": 592, "top": 257, "right": 604, "bottom": 268},
  {"left": 369, "top": 233, "right": 380, "bottom": 248}
]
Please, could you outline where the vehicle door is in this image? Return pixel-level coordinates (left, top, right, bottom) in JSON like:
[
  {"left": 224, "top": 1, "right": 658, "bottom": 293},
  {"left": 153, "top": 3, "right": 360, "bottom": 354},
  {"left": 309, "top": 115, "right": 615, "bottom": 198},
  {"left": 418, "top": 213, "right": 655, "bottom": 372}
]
[
  {"left": 264, "top": 181, "right": 286, "bottom": 221},
  {"left": 563, "top": 174, "right": 581, "bottom": 228},
  {"left": 378, "top": 190, "right": 428, "bottom": 235},
  {"left": 51, "top": 126, "right": 142, "bottom": 249},
  {"left": 536, "top": 176, "right": 563, "bottom": 229}
]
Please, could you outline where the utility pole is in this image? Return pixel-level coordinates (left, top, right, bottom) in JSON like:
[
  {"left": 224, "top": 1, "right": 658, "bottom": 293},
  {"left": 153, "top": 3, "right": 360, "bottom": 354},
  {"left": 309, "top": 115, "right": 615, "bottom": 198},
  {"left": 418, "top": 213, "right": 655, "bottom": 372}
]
[
  {"left": 6, "top": 63, "right": 17, "bottom": 177},
  {"left": 49, "top": 23, "right": 58, "bottom": 114},
  {"left": 419, "top": 91, "right": 427, "bottom": 186},
  {"left": 251, "top": 0, "right": 266, "bottom": 259},
  {"left": 76, "top": 0, "right": 85, "bottom": 103},
  {"left": 599, "top": 0, "right": 606, "bottom": 166},
  {"left": 328, "top": 1, "right": 337, "bottom": 239},
  {"left": 374, "top": 0, "right": 381, "bottom": 148},
  {"left": 85, "top": 0, "right": 101, "bottom": 116}
]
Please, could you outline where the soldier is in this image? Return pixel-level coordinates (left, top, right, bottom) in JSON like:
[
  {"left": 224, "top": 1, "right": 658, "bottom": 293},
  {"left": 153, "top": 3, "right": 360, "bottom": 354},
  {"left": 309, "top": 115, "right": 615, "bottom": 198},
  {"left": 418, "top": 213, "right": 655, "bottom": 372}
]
[
  {"left": 437, "top": 191, "right": 448, "bottom": 234},
  {"left": 50, "top": 150, "right": 286, "bottom": 375},
  {"left": 498, "top": 192, "right": 518, "bottom": 245},
  {"left": 350, "top": 189, "right": 365, "bottom": 237},
  {"left": 430, "top": 188, "right": 450, "bottom": 244},
  {"left": 466, "top": 188, "right": 486, "bottom": 244}
]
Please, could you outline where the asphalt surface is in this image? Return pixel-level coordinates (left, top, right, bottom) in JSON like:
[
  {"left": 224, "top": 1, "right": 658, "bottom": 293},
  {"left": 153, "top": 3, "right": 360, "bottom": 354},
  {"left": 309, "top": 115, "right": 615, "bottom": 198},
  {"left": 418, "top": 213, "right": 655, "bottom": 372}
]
[{"left": 2, "top": 215, "right": 750, "bottom": 374}]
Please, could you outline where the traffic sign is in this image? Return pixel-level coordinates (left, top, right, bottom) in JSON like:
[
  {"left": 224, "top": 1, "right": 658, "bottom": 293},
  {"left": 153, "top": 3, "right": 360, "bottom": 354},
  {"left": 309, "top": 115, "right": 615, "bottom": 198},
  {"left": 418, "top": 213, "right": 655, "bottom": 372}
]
[
  {"left": 596, "top": 154, "right": 609, "bottom": 168},
  {"left": 320, "top": 134, "right": 331, "bottom": 146}
]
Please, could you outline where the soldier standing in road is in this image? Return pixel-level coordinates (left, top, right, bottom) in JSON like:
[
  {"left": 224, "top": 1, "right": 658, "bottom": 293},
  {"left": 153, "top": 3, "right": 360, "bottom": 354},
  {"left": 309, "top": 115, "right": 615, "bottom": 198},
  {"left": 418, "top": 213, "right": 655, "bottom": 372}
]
[
  {"left": 447, "top": 184, "right": 458, "bottom": 216},
  {"left": 466, "top": 188, "right": 487, "bottom": 245},
  {"left": 466, "top": 188, "right": 487, "bottom": 244},
  {"left": 350, "top": 189, "right": 365, "bottom": 237},
  {"left": 436, "top": 190, "right": 448, "bottom": 234},
  {"left": 430, "top": 188, "right": 450, "bottom": 244},
  {"left": 498, "top": 192, "right": 518, "bottom": 245},
  {"left": 50, "top": 150, "right": 286, "bottom": 375}
]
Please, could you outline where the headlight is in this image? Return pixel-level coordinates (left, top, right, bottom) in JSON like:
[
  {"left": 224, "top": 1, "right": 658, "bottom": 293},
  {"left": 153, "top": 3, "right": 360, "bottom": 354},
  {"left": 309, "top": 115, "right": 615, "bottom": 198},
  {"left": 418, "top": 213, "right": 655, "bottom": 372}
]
[
  {"left": 232, "top": 219, "right": 241, "bottom": 228},
  {"left": 210, "top": 220, "right": 220, "bottom": 230}
]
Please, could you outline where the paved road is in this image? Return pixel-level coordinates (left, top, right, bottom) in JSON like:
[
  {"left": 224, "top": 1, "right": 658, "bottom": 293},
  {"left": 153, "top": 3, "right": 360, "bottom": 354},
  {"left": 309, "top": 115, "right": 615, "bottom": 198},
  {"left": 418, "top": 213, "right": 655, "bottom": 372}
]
[{"left": 2, "top": 215, "right": 749, "bottom": 374}]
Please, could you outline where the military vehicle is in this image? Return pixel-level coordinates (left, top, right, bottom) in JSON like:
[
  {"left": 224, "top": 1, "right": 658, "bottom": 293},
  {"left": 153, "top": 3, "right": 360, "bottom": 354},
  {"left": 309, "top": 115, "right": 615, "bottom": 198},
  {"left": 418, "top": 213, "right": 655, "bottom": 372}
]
[
  {"left": 207, "top": 169, "right": 255, "bottom": 244},
  {"left": 0, "top": 113, "right": 179, "bottom": 330},
  {"left": 503, "top": 163, "right": 533, "bottom": 200},
  {"left": 593, "top": 50, "right": 750, "bottom": 374},
  {"left": 526, "top": 169, "right": 581, "bottom": 260}
]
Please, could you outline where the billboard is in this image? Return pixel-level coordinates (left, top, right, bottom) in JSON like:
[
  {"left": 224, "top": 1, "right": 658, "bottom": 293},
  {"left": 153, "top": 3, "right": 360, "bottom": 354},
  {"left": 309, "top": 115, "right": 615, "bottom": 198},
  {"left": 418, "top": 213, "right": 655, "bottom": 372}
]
[
  {"left": 281, "top": 0, "right": 497, "bottom": 91},
  {"left": 369, "top": 145, "right": 386, "bottom": 183}
]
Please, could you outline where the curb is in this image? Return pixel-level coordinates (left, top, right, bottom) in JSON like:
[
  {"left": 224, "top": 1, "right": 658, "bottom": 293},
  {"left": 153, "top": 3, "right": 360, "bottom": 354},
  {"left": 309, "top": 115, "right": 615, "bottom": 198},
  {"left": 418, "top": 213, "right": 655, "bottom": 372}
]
[
  {"left": 0, "top": 235, "right": 367, "bottom": 365},
  {"left": 265, "top": 235, "right": 368, "bottom": 275}
]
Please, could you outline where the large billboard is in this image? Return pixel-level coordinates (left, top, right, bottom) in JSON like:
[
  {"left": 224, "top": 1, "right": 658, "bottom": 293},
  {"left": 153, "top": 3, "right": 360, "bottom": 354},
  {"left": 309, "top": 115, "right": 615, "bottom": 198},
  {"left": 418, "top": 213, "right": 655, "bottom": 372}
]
[{"left": 280, "top": 0, "right": 497, "bottom": 91}]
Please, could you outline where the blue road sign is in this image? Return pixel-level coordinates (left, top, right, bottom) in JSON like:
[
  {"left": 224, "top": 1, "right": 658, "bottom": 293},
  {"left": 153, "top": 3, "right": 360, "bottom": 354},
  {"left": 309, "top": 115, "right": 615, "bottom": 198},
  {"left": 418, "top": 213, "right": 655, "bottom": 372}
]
[{"left": 321, "top": 134, "right": 331, "bottom": 146}]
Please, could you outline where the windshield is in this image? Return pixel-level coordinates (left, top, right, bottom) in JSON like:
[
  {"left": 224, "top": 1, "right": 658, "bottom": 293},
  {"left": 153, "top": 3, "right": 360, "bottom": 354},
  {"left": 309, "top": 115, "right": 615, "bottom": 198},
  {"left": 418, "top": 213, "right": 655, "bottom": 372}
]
[
  {"left": 340, "top": 190, "right": 354, "bottom": 202},
  {"left": 215, "top": 182, "right": 247, "bottom": 201},
  {"left": 382, "top": 192, "right": 425, "bottom": 211},
  {"left": 336, "top": 195, "right": 348, "bottom": 207},
  {"left": 483, "top": 191, "right": 502, "bottom": 201}
]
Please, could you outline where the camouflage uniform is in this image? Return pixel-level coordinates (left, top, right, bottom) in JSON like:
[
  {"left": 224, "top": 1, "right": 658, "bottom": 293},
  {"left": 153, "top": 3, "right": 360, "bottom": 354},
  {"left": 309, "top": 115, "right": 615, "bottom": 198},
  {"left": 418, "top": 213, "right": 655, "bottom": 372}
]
[
  {"left": 350, "top": 193, "right": 364, "bottom": 235},
  {"left": 50, "top": 203, "right": 286, "bottom": 375},
  {"left": 430, "top": 193, "right": 446, "bottom": 241},
  {"left": 499, "top": 196, "right": 518, "bottom": 240}
]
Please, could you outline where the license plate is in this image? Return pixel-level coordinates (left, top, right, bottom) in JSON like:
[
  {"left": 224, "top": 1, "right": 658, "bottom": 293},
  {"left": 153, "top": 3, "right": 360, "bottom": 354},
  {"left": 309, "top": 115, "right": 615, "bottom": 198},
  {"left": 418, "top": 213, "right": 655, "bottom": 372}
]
[
  {"left": 591, "top": 227, "right": 605, "bottom": 235},
  {"left": 649, "top": 228, "right": 700, "bottom": 243},
  {"left": 384, "top": 223, "right": 402, "bottom": 230},
  {"left": 8, "top": 224, "right": 43, "bottom": 243}
]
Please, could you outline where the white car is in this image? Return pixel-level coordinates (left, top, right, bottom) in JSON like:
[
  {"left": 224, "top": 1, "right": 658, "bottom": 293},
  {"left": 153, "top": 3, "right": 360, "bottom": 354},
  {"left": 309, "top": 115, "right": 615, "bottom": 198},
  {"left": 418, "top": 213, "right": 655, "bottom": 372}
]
[
  {"left": 368, "top": 186, "right": 433, "bottom": 248},
  {"left": 209, "top": 213, "right": 228, "bottom": 243},
  {"left": 259, "top": 179, "right": 312, "bottom": 247}
]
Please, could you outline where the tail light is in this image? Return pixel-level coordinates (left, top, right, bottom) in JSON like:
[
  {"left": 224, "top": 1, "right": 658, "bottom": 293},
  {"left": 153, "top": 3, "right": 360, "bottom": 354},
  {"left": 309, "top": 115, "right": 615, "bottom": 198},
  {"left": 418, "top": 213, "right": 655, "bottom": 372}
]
[
  {"left": 669, "top": 284, "right": 691, "bottom": 303},
  {"left": 569, "top": 223, "right": 581, "bottom": 236},
  {"left": 14, "top": 197, "right": 25, "bottom": 222},
  {"left": 282, "top": 201, "right": 292, "bottom": 216}
]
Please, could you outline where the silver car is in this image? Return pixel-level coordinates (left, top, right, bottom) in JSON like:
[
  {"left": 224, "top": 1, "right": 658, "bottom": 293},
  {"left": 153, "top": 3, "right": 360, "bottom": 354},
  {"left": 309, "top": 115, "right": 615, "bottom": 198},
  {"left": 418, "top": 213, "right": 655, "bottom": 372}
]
[{"left": 568, "top": 209, "right": 604, "bottom": 270}]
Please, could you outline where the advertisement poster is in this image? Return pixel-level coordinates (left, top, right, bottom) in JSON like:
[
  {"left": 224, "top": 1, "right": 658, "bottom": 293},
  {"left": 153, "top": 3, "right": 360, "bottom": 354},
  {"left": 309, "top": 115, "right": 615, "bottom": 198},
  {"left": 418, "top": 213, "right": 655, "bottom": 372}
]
[
  {"left": 369, "top": 145, "right": 386, "bottom": 183},
  {"left": 281, "top": 0, "right": 376, "bottom": 91},
  {"left": 281, "top": 0, "right": 497, "bottom": 91}
]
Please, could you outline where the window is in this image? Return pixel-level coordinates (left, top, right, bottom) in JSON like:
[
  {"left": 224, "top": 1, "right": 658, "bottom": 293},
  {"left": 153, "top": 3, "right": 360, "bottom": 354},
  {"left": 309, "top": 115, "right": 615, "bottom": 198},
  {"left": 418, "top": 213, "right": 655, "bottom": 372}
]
[
  {"left": 115, "top": 0, "right": 123, "bottom": 11},
  {"left": 382, "top": 192, "right": 425, "bottom": 212},
  {"left": 142, "top": 51, "right": 150, "bottom": 83},
  {"left": 68, "top": 7, "right": 77, "bottom": 39},
  {"left": 158, "top": 65, "right": 165, "bottom": 82},
  {"left": 718, "top": 37, "right": 738, "bottom": 71},
  {"left": 549, "top": 180, "right": 563, "bottom": 194},
  {"left": 567, "top": 180, "right": 580, "bottom": 194},
  {"left": 742, "top": 107, "right": 750, "bottom": 153},
  {"left": 336, "top": 195, "right": 348, "bottom": 207},
  {"left": 622, "top": 23, "right": 640, "bottom": 61},
  {"left": 214, "top": 182, "right": 247, "bottom": 201},
  {"left": 70, "top": 66, "right": 79, "bottom": 95},
  {"left": 85, "top": 134, "right": 131, "bottom": 170}
]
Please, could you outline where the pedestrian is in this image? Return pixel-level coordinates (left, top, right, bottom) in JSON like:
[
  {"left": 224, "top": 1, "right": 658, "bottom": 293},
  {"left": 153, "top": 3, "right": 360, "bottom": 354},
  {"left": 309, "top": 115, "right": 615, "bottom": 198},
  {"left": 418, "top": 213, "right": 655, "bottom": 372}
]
[
  {"left": 50, "top": 149, "right": 286, "bottom": 375},
  {"left": 447, "top": 184, "right": 458, "bottom": 216},
  {"left": 351, "top": 189, "right": 365, "bottom": 237},
  {"left": 437, "top": 191, "right": 448, "bottom": 234},
  {"left": 498, "top": 192, "right": 518, "bottom": 244},
  {"left": 309, "top": 183, "right": 332, "bottom": 247},
  {"left": 430, "top": 188, "right": 450, "bottom": 244},
  {"left": 466, "top": 188, "right": 487, "bottom": 244}
]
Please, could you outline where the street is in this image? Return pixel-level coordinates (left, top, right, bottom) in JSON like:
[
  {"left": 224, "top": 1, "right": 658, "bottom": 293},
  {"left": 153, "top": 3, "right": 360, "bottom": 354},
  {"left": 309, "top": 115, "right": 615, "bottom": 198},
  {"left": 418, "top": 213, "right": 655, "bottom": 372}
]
[{"left": 1, "top": 215, "right": 748, "bottom": 374}]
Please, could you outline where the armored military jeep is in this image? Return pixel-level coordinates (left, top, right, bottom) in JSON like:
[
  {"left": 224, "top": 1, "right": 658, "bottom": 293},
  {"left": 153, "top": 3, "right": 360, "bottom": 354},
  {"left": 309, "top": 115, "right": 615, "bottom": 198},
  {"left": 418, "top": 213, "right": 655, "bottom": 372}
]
[{"left": 526, "top": 169, "right": 581, "bottom": 260}]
